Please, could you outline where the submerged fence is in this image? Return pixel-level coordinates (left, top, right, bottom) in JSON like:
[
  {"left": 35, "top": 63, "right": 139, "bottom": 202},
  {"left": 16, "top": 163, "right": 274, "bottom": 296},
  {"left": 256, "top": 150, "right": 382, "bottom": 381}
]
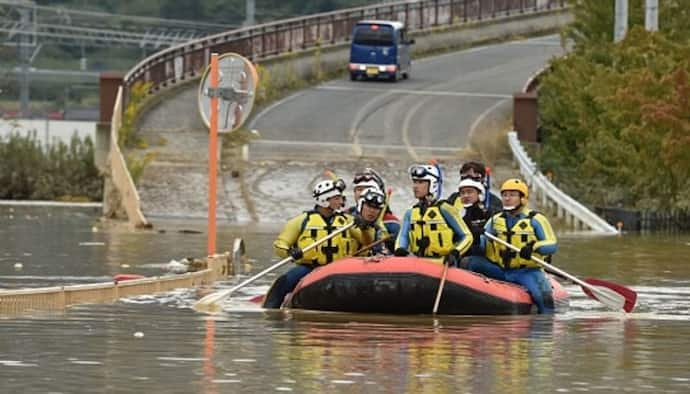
[{"left": 597, "top": 206, "right": 690, "bottom": 232}]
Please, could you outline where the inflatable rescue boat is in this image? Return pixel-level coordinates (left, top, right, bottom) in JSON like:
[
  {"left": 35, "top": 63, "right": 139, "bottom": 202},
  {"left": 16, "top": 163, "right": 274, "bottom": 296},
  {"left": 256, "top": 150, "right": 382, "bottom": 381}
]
[{"left": 265, "top": 256, "right": 569, "bottom": 315}]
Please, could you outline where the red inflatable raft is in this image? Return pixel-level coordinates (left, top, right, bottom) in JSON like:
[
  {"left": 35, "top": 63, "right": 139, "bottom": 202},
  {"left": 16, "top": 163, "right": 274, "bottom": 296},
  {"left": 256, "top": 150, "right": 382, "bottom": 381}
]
[{"left": 278, "top": 256, "right": 569, "bottom": 315}]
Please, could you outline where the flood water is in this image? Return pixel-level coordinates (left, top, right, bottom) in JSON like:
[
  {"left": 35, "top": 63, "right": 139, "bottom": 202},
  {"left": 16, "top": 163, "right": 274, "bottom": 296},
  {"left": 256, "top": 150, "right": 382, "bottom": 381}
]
[{"left": 2, "top": 206, "right": 690, "bottom": 393}]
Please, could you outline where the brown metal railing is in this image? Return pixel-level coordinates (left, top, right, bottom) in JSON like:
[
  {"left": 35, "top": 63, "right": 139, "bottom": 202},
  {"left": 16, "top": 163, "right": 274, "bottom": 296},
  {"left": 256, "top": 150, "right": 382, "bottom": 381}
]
[{"left": 121, "top": 0, "right": 565, "bottom": 107}]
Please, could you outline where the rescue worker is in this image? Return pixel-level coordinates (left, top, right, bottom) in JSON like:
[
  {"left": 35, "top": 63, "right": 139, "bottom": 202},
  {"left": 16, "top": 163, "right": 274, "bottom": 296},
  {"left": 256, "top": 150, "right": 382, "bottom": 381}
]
[
  {"left": 264, "top": 179, "right": 374, "bottom": 308},
  {"left": 468, "top": 178, "right": 558, "bottom": 314},
  {"left": 348, "top": 168, "right": 400, "bottom": 251},
  {"left": 459, "top": 160, "right": 502, "bottom": 213},
  {"left": 394, "top": 163, "right": 473, "bottom": 266},
  {"left": 354, "top": 188, "right": 390, "bottom": 255},
  {"left": 446, "top": 178, "right": 490, "bottom": 258}
]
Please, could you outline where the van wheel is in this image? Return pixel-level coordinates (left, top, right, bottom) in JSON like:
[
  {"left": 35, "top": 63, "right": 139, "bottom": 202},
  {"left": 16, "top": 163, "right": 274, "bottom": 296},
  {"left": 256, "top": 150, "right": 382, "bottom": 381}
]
[
  {"left": 350, "top": 73, "right": 357, "bottom": 81},
  {"left": 402, "top": 71, "right": 409, "bottom": 80}
]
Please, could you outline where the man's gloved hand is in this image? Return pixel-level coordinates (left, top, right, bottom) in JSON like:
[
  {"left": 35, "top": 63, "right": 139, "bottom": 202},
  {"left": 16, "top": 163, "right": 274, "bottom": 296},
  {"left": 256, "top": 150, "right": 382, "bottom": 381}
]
[
  {"left": 393, "top": 248, "right": 409, "bottom": 257},
  {"left": 353, "top": 214, "right": 372, "bottom": 229},
  {"left": 444, "top": 250, "right": 461, "bottom": 267},
  {"left": 288, "top": 246, "right": 303, "bottom": 260},
  {"left": 519, "top": 241, "right": 535, "bottom": 260}
]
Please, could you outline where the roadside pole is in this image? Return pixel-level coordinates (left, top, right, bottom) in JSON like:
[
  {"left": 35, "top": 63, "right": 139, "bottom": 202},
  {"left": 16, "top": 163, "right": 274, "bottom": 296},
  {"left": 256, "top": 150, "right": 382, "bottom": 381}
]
[{"left": 207, "top": 53, "right": 219, "bottom": 256}]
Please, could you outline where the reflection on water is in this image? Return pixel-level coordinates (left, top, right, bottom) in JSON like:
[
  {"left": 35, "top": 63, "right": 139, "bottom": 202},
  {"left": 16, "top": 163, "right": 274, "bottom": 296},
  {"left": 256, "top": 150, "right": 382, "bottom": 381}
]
[
  {"left": 2, "top": 206, "right": 690, "bottom": 393},
  {"left": 3, "top": 304, "right": 690, "bottom": 393}
]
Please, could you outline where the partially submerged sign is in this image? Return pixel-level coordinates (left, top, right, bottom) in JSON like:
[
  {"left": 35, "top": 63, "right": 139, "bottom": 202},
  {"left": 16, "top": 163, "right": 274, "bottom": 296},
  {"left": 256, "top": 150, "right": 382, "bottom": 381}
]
[{"left": 197, "top": 53, "right": 258, "bottom": 133}]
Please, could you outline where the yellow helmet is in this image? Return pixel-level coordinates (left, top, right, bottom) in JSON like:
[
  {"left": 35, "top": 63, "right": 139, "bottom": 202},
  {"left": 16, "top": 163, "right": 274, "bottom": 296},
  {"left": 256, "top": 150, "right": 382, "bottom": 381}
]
[{"left": 500, "top": 178, "right": 529, "bottom": 201}]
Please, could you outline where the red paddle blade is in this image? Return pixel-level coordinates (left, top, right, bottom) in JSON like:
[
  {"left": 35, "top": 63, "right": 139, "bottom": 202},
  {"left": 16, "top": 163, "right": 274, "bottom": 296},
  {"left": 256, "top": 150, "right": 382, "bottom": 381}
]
[
  {"left": 583, "top": 278, "right": 637, "bottom": 313},
  {"left": 249, "top": 294, "right": 265, "bottom": 304}
]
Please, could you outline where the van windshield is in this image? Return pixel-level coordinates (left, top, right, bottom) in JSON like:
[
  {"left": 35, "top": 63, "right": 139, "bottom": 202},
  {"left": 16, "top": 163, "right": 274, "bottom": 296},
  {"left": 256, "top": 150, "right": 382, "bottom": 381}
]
[{"left": 353, "top": 25, "right": 395, "bottom": 46}]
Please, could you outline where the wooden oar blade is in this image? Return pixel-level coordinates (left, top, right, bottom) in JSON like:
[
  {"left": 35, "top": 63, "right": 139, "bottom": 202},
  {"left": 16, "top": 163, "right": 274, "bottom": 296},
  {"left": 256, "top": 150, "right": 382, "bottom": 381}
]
[{"left": 585, "top": 278, "right": 637, "bottom": 313}]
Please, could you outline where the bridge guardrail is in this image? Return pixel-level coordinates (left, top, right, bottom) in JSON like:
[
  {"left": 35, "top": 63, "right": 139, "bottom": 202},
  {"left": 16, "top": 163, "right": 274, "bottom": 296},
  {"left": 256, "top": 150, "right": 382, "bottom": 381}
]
[
  {"left": 121, "top": 0, "right": 566, "bottom": 106},
  {"left": 111, "top": 0, "right": 568, "bottom": 227},
  {"left": 507, "top": 131, "right": 618, "bottom": 234}
]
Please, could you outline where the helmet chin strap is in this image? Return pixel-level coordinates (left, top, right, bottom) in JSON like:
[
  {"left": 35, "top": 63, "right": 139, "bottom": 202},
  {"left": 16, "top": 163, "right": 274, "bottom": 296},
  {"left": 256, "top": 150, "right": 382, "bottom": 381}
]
[{"left": 503, "top": 203, "right": 521, "bottom": 212}]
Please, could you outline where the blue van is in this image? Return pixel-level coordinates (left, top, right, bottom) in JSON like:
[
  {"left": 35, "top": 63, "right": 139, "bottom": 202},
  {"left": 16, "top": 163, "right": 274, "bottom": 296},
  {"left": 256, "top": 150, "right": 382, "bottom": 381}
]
[{"left": 349, "top": 20, "right": 414, "bottom": 82}]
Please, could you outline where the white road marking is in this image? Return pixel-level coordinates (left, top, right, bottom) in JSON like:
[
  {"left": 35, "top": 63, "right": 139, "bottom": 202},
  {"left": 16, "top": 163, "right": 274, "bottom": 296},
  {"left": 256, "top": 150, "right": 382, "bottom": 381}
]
[
  {"left": 467, "top": 98, "right": 510, "bottom": 143},
  {"left": 246, "top": 91, "right": 305, "bottom": 130},
  {"left": 316, "top": 85, "right": 512, "bottom": 99},
  {"left": 250, "top": 139, "right": 461, "bottom": 152}
]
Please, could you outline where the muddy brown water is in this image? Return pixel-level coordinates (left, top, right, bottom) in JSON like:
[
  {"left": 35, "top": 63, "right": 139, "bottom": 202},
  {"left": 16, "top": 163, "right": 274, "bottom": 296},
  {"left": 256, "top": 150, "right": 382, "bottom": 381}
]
[{"left": 2, "top": 206, "right": 689, "bottom": 393}]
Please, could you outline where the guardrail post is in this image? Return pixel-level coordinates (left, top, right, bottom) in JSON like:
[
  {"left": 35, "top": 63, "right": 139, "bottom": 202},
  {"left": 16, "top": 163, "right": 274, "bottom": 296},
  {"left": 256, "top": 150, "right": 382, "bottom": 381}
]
[
  {"left": 97, "top": 72, "right": 123, "bottom": 172},
  {"left": 419, "top": 2, "right": 424, "bottom": 29},
  {"left": 330, "top": 15, "right": 336, "bottom": 44},
  {"left": 316, "top": 17, "right": 321, "bottom": 44},
  {"left": 513, "top": 91, "right": 538, "bottom": 142},
  {"left": 302, "top": 19, "right": 307, "bottom": 49},
  {"left": 261, "top": 26, "right": 266, "bottom": 56},
  {"left": 449, "top": 0, "right": 454, "bottom": 24},
  {"left": 434, "top": 0, "right": 439, "bottom": 26}
]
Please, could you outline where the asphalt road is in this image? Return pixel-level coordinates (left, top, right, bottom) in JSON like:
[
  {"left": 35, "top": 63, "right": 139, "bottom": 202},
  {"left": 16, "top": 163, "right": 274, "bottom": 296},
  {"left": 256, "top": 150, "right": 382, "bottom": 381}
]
[
  {"left": 248, "top": 35, "right": 565, "bottom": 162},
  {"left": 224, "top": 35, "right": 566, "bottom": 224},
  {"left": 137, "top": 35, "right": 566, "bottom": 223}
]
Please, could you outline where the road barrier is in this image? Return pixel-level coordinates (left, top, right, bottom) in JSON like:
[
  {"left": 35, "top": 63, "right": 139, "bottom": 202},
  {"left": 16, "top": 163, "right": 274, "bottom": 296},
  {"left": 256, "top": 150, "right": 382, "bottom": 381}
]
[{"left": 507, "top": 131, "right": 618, "bottom": 234}]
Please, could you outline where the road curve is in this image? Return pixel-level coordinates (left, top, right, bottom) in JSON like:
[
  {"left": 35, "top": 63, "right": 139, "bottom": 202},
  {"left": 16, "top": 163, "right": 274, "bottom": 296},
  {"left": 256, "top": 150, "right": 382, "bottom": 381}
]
[{"left": 229, "top": 35, "right": 565, "bottom": 224}]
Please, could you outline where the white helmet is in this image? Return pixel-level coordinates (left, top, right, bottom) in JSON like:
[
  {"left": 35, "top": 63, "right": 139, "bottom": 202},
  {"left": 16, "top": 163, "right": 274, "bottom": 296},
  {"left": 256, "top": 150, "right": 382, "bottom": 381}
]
[
  {"left": 458, "top": 178, "right": 485, "bottom": 207},
  {"left": 356, "top": 187, "right": 386, "bottom": 213},
  {"left": 409, "top": 164, "right": 442, "bottom": 200},
  {"left": 353, "top": 169, "right": 384, "bottom": 190},
  {"left": 353, "top": 178, "right": 380, "bottom": 191},
  {"left": 313, "top": 180, "right": 342, "bottom": 208}
]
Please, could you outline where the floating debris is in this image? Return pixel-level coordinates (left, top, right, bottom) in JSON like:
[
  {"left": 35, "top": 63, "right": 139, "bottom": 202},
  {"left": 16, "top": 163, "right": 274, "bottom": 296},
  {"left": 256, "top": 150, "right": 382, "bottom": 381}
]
[
  {"left": 167, "top": 259, "right": 189, "bottom": 274},
  {"left": 79, "top": 242, "right": 105, "bottom": 246},
  {"left": 14, "top": 262, "right": 23, "bottom": 271},
  {"left": 178, "top": 229, "right": 203, "bottom": 234},
  {"left": 133, "top": 332, "right": 145, "bottom": 338}
]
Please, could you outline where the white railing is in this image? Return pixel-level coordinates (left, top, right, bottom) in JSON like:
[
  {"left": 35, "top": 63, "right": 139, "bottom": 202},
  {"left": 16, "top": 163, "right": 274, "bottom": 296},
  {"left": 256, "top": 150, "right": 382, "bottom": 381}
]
[{"left": 507, "top": 131, "right": 618, "bottom": 234}]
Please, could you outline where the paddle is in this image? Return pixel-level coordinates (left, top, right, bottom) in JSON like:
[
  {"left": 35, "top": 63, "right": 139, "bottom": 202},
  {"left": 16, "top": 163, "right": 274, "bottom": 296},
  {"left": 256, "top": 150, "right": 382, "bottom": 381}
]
[
  {"left": 484, "top": 232, "right": 636, "bottom": 312},
  {"left": 353, "top": 235, "right": 392, "bottom": 256},
  {"left": 432, "top": 262, "right": 449, "bottom": 314},
  {"left": 194, "top": 222, "right": 355, "bottom": 313}
]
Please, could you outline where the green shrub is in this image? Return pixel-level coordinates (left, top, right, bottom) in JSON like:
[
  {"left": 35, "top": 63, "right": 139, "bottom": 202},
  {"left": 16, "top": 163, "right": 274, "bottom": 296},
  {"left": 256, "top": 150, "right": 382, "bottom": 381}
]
[
  {"left": 537, "top": 2, "right": 690, "bottom": 210},
  {"left": 0, "top": 132, "right": 103, "bottom": 201}
]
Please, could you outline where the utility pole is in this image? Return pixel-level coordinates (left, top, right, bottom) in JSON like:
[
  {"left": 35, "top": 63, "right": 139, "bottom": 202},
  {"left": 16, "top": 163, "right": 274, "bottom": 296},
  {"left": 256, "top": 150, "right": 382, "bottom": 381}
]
[
  {"left": 244, "top": 0, "right": 256, "bottom": 26},
  {"left": 645, "top": 0, "right": 658, "bottom": 32},
  {"left": 614, "top": 0, "right": 628, "bottom": 43}
]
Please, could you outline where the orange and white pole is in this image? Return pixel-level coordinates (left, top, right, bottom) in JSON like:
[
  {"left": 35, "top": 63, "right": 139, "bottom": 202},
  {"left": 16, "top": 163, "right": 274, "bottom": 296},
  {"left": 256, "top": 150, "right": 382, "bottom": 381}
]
[{"left": 207, "top": 53, "right": 219, "bottom": 256}]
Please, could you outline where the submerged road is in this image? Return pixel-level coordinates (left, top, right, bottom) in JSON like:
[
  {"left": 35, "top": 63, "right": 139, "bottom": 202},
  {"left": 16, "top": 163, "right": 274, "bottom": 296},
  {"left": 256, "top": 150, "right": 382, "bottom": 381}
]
[{"left": 231, "top": 35, "right": 565, "bottom": 223}]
